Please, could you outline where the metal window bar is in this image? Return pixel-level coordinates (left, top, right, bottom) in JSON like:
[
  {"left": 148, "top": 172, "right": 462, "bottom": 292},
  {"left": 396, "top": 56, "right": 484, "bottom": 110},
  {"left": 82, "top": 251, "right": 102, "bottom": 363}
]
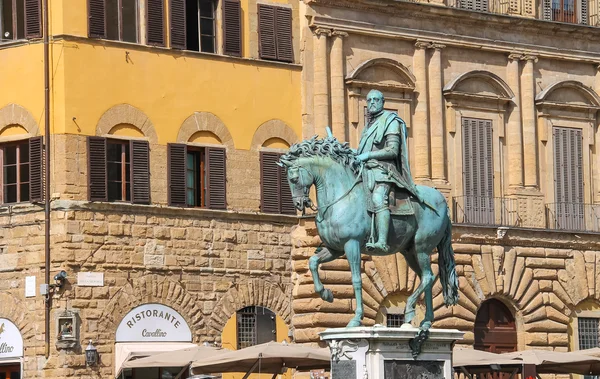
[
  {"left": 546, "top": 202, "right": 600, "bottom": 232},
  {"left": 386, "top": 313, "right": 404, "bottom": 328},
  {"left": 452, "top": 196, "right": 521, "bottom": 226}
]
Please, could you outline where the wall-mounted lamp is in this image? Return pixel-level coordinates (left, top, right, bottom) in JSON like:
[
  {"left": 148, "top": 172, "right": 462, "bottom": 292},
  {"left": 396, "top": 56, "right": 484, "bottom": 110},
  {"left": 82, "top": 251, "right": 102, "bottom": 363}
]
[
  {"left": 51, "top": 270, "right": 67, "bottom": 289},
  {"left": 85, "top": 340, "right": 98, "bottom": 366}
]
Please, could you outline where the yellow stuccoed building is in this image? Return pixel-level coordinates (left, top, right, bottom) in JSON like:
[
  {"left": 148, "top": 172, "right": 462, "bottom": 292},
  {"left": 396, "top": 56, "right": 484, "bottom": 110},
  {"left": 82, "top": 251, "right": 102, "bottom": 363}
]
[{"left": 0, "top": 0, "right": 301, "bottom": 377}]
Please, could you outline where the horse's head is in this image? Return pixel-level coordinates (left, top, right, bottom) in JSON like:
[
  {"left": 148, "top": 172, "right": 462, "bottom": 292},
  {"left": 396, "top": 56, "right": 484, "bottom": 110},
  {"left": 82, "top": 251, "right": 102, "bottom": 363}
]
[{"left": 279, "top": 158, "right": 315, "bottom": 213}]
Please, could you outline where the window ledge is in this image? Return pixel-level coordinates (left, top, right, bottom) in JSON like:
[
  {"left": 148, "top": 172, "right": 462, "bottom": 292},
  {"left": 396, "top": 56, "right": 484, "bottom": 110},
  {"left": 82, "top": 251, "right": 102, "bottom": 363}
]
[
  {"left": 0, "top": 38, "right": 39, "bottom": 50},
  {"left": 51, "top": 200, "right": 299, "bottom": 224},
  {"left": 52, "top": 35, "right": 302, "bottom": 70}
]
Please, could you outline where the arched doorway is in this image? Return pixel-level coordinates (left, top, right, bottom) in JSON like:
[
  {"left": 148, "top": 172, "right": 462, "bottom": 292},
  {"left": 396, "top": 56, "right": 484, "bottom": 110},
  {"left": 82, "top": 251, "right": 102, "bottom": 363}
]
[{"left": 474, "top": 299, "right": 517, "bottom": 353}]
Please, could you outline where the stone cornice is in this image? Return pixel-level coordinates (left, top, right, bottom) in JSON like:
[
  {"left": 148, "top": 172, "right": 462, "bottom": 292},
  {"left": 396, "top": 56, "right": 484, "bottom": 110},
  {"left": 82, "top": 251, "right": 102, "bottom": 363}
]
[{"left": 308, "top": 5, "right": 600, "bottom": 63}]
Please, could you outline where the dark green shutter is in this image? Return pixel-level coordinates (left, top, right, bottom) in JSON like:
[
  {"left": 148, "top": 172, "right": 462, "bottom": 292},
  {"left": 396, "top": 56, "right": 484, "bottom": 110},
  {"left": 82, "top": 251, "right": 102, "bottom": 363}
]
[
  {"left": 88, "top": 0, "right": 106, "bottom": 38},
  {"left": 168, "top": 143, "right": 187, "bottom": 207},
  {"left": 207, "top": 147, "right": 227, "bottom": 210},
  {"left": 169, "top": 0, "right": 186, "bottom": 49},
  {"left": 258, "top": 4, "right": 276, "bottom": 60},
  {"left": 25, "top": 0, "right": 42, "bottom": 38},
  {"left": 130, "top": 140, "right": 150, "bottom": 204},
  {"left": 223, "top": 0, "right": 242, "bottom": 56},
  {"left": 88, "top": 137, "right": 108, "bottom": 201},
  {"left": 29, "top": 136, "right": 43, "bottom": 202},
  {"left": 147, "top": 0, "right": 165, "bottom": 46},
  {"left": 260, "top": 152, "right": 280, "bottom": 213},
  {"left": 274, "top": 7, "right": 293, "bottom": 62}
]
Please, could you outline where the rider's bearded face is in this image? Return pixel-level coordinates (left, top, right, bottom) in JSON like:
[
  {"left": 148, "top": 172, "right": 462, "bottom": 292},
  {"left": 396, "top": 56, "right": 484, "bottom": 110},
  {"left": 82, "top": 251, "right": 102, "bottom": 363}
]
[{"left": 367, "top": 95, "right": 384, "bottom": 115}]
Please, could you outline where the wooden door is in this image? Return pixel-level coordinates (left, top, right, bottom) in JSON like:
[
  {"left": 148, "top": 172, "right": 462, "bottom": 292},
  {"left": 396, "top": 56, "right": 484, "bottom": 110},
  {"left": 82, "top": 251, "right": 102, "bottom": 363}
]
[{"left": 474, "top": 299, "right": 517, "bottom": 379}]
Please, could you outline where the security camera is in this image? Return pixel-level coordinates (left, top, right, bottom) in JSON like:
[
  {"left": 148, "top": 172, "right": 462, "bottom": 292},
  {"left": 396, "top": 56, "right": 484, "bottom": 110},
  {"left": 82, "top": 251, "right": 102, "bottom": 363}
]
[{"left": 54, "top": 270, "right": 67, "bottom": 282}]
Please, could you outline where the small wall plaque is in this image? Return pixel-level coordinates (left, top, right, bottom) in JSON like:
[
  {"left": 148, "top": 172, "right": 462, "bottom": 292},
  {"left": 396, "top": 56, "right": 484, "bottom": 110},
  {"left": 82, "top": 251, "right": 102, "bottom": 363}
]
[{"left": 77, "top": 272, "right": 104, "bottom": 287}]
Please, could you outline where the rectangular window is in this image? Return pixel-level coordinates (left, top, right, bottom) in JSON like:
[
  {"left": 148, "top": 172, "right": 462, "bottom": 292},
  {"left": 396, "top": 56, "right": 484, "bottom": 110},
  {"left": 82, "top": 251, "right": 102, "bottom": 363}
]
[
  {"left": 1, "top": 0, "right": 31, "bottom": 41},
  {"left": 260, "top": 151, "right": 295, "bottom": 215},
  {"left": 553, "top": 126, "right": 584, "bottom": 230},
  {"left": 2, "top": 141, "right": 29, "bottom": 203},
  {"left": 386, "top": 313, "right": 404, "bottom": 328},
  {"left": 168, "top": 143, "right": 226, "bottom": 209},
  {"left": 457, "top": 0, "right": 489, "bottom": 12},
  {"left": 461, "top": 117, "right": 494, "bottom": 225},
  {"left": 579, "top": 317, "right": 599, "bottom": 350},
  {"left": 236, "top": 306, "right": 276, "bottom": 350},
  {"left": 0, "top": 137, "right": 42, "bottom": 205},
  {"left": 107, "top": 140, "right": 131, "bottom": 202},
  {"left": 185, "top": 148, "right": 206, "bottom": 207},
  {"left": 89, "top": 0, "right": 138, "bottom": 42},
  {"left": 87, "top": 137, "right": 150, "bottom": 204},
  {"left": 258, "top": 4, "right": 293, "bottom": 62},
  {"left": 551, "top": 0, "right": 577, "bottom": 22},
  {"left": 181, "top": 0, "right": 216, "bottom": 52}
]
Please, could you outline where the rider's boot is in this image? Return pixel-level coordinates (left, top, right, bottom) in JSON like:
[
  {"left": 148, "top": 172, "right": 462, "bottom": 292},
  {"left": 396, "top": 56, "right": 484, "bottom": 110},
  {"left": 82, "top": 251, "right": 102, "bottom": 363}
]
[{"left": 366, "top": 209, "right": 390, "bottom": 253}]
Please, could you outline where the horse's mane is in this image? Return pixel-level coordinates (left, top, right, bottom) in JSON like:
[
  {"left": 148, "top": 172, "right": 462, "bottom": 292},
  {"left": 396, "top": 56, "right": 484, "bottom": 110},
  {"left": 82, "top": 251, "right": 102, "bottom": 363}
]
[{"left": 280, "top": 136, "right": 361, "bottom": 174}]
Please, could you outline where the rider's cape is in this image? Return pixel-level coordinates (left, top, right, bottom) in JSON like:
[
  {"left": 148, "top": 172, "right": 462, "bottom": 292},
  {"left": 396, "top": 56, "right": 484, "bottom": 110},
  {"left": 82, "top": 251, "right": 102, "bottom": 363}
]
[{"left": 357, "top": 111, "right": 421, "bottom": 200}]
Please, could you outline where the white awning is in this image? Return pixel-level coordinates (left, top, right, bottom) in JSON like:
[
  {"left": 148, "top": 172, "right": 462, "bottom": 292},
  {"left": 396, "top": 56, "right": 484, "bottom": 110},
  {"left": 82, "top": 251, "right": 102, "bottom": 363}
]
[{"left": 115, "top": 342, "right": 196, "bottom": 377}]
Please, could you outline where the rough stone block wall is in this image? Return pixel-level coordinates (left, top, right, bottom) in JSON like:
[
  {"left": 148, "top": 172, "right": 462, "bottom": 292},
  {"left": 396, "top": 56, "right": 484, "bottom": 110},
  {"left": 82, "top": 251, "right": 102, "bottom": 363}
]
[{"left": 0, "top": 201, "right": 297, "bottom": 378}]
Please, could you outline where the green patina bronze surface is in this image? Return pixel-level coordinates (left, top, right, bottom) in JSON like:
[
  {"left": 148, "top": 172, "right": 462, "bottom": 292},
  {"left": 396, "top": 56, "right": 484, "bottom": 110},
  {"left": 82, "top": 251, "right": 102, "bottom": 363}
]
[{"left": 279, "top": 90, "right": 459, "bottom": 340}]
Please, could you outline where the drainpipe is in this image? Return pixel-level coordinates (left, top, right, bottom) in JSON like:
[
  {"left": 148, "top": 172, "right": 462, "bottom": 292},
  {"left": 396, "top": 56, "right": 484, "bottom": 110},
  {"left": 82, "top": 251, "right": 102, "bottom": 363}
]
[{"left": 43, "top": 0, "right": 51, "bottom": 359}]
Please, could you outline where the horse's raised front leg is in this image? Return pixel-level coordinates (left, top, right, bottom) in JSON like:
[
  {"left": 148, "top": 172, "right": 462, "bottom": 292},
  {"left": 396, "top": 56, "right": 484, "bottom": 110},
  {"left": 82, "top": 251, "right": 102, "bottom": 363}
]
[
  {"left": 309, "top": 247, "right": 343, "bottom": 303},
  {"left": 345, "top": 239, "right": 363, "bottom": 327}
]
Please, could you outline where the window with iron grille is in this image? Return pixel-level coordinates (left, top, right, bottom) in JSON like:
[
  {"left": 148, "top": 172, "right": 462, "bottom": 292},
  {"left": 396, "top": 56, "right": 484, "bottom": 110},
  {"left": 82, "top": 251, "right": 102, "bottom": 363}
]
[
  {"left": 236, "top": 306, "right": 276, "bottom": 349},
  {"left": 0, "top": 0, "right": 41, "bottom": 42},
  {"left": 386, "top": 313, "right": 404, "bottom": 328},
  {"left": 0, "top": 138, "right": 43, "bottom": 205},
  {"left": 579, "top": 318, "right": 600, "bottom": 379}
]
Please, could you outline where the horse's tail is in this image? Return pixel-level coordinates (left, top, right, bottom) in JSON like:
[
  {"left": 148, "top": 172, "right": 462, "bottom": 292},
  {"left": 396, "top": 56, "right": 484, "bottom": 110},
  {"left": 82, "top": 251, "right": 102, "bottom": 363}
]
[{"left": 437, "top": 212, "right": 459, "bottom": 306}]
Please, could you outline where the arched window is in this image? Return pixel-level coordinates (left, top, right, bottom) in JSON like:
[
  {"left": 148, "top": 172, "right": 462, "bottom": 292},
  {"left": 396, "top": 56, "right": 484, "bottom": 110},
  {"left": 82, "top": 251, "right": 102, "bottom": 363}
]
[
  {"left": 236, "top": 306, "right": 276, "bottom": 349},
  {"left": 474, "top": 299, "right": 517, "bottom": 353}
]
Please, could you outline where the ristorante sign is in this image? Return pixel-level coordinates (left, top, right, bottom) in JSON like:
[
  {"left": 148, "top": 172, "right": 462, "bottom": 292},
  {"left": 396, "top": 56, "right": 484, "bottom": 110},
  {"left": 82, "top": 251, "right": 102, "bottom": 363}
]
[
  {"left": 115, "top": 304, "right": 192, "bottom": 342},
  {"left": 0, "top": 318, "right": 24, "bottom": 359}
]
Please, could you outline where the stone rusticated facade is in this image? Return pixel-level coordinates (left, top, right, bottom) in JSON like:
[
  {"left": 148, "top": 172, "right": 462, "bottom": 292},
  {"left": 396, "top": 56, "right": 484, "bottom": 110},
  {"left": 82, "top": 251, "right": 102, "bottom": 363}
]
[
  {"left": 291, "top": 221, "right": 600, "bottom": 353},
  {"left": 0, "top": 200, "right": 296, "bottom": 378}
]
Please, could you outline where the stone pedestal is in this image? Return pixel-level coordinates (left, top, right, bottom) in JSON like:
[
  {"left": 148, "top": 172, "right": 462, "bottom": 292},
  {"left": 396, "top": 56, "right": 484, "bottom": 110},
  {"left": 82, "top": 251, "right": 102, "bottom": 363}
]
[{"left": 320, "top": 326, "right": 464, "bottom": 379}]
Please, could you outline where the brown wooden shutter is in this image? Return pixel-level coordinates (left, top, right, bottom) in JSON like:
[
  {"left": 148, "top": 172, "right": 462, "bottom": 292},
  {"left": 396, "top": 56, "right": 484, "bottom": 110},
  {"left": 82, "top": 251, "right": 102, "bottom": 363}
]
[
  {"left": 25, "top": 0, "right": 42, "bottom": 38},
  {"left": 274, "top": 7, "right": 293, "bottom": 62},
  {"left": 147, "top": 0, "right": 165, "bottom": 46},
  {"left": 88, "top": 0, "right": 106, "bottom": 38},
  {"left": 260, "top": 152, "right": 280, "bottom": 213},
  {"left": 29, "top": 136, "right": 43, "bottom": 202},
  {"left": 130, "top": 140, "right": 150, "bottom": 204},
  {"left": 169, "top": 0, "right": 186, "bottom": 49},
  {"left": 223, "top": 0, "right": 242, "bottom": 56},
  {"left": 207, "top": 147, "right": 227, "bottom": 210},
  {"left": 88, "top": 137, "right": 108, "bottom": 201},
  {"left": 258, "top": 4, "right": 277, "bottom": 60},
  {"left": 167, "top": 143, "right": 187, "bottom": 207},
  {"left": 280, "top": 161, "right": 295, "bottom": 215}
]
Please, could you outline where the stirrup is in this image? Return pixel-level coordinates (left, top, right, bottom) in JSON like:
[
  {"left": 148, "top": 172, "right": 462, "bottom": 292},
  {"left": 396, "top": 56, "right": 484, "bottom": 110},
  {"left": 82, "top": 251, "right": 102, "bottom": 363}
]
[{"left": 366, "top": 242, "right": 389, "bottom": 253}]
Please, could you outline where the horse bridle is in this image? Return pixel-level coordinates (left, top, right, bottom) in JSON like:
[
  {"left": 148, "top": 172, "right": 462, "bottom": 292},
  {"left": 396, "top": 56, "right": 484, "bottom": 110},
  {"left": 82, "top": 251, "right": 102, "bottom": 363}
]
[
  {"left": 289, "top": 165, "right": 318, "bottom": 214},
  {"left": 289, "top": 163, "right": 364, "bottom": 221}
]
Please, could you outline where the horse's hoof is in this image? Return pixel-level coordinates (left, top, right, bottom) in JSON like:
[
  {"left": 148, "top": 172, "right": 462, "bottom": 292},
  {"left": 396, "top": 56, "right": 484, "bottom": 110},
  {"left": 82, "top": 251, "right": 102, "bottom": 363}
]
[
  {"left": 420, "top": 321, "right": 432, "bottom": 331},
  {"left": 321, "top": 289, "right": 334, "bottom": 303},
  {"left": 346, "top": 319, "right": 362, "bottom": 328}
]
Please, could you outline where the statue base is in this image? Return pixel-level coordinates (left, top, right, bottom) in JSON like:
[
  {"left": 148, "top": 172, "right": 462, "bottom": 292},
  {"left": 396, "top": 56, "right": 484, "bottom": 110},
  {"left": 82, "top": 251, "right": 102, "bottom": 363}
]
[{"left": 320, "top": 325, "right": 464, "bottom": 379}]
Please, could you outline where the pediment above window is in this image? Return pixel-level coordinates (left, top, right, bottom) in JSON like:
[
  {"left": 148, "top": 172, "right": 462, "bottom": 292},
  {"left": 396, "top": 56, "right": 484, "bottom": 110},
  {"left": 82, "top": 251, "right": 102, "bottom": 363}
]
[
  {"left": 444, "top": 70, "right": 515, "bottom": 110},
  {"left": 535, "top": 81, "right": 600, "bottom": 119},
  {"left": 346, "top": 58, "right": 416, "bottom": 92}
]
